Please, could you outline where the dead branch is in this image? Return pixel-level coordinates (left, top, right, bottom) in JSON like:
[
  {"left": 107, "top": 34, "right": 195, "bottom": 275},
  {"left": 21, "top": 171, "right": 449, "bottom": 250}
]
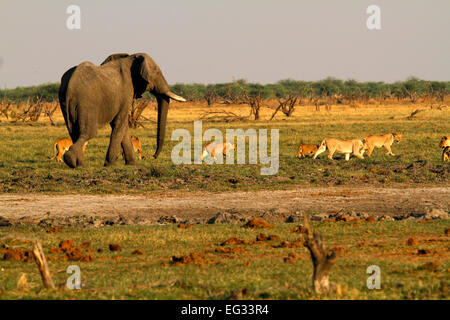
[
  {"left": 200, "top": 109, "right": 249, "bottom": 122},
  {"left": 270, "top": 95, "right": 298, "bottom": 120},
  {"left": 0, "top": 101, "right": 12, "bottom": 120},
  {"left": 129, "top": 99, "right": 153, "bottom": 128},
  {"left": 234, "top": 83, "right": 264, "bottom": 120},
  {"left": 303, "top": 216, "right": 337, "bottom": 294},
  {"left": 43, "top": 101, "right": 58, "bottom": 126},
  {"left": 15, "top": 97, "right": 45, "bottom": 123},
  {"left": 0, "top": 235, "right": 56, "bottom": 289},
  {"left": 407, "top": 108, "right": 424, "bottom": 119}
]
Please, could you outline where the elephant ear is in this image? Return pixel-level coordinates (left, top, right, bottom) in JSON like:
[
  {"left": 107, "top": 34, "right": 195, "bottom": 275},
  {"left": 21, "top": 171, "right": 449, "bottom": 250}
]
[
  {"left": 131, "top": 54, "right": 170, "bottom": 99},
  {"left": 100, "top": 53, "right": 130, "bottom": 66}
]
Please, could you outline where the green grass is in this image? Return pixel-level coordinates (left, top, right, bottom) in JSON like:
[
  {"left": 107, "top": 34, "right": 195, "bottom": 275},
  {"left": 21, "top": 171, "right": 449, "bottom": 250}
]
[
  {"left": 0, "top": 220, "right": 448, "bottom": 299},
  {"left": 0, "top": 103, "right": 448, "bottom": 194}
]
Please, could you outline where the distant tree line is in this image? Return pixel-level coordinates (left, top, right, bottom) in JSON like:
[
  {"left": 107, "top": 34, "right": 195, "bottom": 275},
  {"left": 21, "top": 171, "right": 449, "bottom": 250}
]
[{"left": 1, "top": 77, "right": 449, "bottom": 105}]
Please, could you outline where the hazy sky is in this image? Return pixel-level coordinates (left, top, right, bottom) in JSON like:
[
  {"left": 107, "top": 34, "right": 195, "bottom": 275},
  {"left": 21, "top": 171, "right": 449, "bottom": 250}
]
[{"left": 1, "top": 0, "right": 449, "bottom": 89}]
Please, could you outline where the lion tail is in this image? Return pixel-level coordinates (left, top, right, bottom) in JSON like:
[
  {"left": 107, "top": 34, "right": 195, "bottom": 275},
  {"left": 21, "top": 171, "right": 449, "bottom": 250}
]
[{"left": 50, "top": 141, "right": 58, "bottom": 159}]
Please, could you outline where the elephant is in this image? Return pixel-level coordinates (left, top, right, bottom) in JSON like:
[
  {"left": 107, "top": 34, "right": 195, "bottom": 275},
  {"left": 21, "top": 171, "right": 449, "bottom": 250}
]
[{"left": 58, "top": 53, "right": 186, "bottom": 168}]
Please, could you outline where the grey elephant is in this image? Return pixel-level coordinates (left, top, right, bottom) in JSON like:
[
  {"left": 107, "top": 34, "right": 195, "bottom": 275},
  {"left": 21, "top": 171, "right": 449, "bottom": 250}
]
[{"left": 58, "top": 53, "right": 186, "bottom": 168}]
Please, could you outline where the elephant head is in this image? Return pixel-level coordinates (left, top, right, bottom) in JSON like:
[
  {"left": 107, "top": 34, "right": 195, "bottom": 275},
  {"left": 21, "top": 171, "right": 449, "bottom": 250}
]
[{"left": 101, "top": 53, "right": 186, "bottom": 159}]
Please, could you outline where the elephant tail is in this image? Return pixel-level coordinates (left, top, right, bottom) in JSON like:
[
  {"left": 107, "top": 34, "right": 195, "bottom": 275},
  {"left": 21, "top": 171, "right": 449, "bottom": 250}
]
[
  {"left": 64, "top": 99, "right": 73, "bottom": 134},
  {"left": 59, "top": 66, "right": 77, "bottom": 136}
]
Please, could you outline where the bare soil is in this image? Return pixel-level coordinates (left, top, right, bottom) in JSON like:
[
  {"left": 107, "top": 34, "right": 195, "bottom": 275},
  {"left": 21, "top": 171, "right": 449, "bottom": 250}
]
[{"left": 0, "top": 187, "right": 449, "bottom": 225}]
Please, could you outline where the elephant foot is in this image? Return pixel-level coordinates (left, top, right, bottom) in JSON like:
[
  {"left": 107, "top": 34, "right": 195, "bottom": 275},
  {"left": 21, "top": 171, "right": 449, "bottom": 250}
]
[
  {"left": 64, "top": 150, "right": 87, "bottom": 168},
  {"left": 63, "top": 150, "right": 78, "bottom": 168},
  {"left": 125, "top": 159, "right": 138, "bottom": 166},
  {"left": 104, "top": 159, "right": 117, "bottom": 167}
]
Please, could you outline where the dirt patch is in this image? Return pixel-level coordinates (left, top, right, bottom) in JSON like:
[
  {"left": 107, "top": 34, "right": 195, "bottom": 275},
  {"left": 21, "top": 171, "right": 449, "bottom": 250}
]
[
  {"left": 220, "top": 237, "right": 250, "bottom": 246},
  {"left": 290, "top": 225, "right": 307, "bottom": 233},
  {"left": 49, "top": 240, "right": 93, "bottom": 262},
  {"left": 244, "top": 219, "right": 274, "bottom": 229},
  {"left": 215, "top": 246, "right": 247, "bottom": 254},
  {"left": 407, "top": 237, "right": 419, "bottom": 246},
  {"left": 331, "top": 246, "right": 346, "bottom": 255},
  {"left": 256, "top": 233, "right": 280, "bottom": 241},
  {"left": 274, "top": 238, "right": 304, "bottom": 249},
  {"left": 132, "top": 249, "right": 144, "bottom": 255},
  {"left": 178, "top": 223, "right": 193, "bottom": 229},
  {"left": 169, "top": 252, "right": 215, "bottom": 266},
  {"left": 228, "top": 288, "right": 249, "bottom": 300},
  {"left": 417, "top": 249, "right": 431, "bottom": 255},
  {"left": 283, "top": 252, "right": 302, "bottom": 263},
  {"left": 59, "top": 240, "right": 74, "bottom": 252},
  {"left": 2, "top": 248, "right": 34, "bottom": 262},
  {"left": 46, "top": 227, "right": 62, "bottom": 233},
  {"left": 336, "top": 216, "right": 351, "bottom": 222},
  {"left": 81, "top": 242, "right": 91, "bottom": 248},
  {"left": 0, "top": 187, "right": 448, "bottom": 226},
  {"left": 109, "top": 244, "right": 122, "bottom": 252}
]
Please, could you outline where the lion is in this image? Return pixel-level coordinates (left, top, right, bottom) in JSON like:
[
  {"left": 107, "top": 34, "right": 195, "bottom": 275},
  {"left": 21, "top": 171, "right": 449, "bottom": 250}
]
[
  {"left": 439, "top": 136, "right": 449, "bottom": 148},
  {"left": 296, "top": 144, "right": 320, "bottom": 158},
  {"left": 313, "top": 138, "right": 365, "bottom": 161},
  {"left": 440, "top": 136, "right": 449, "bottom": 162},
  {"left": 362, "top": 132, "right": 402, "bottom": 157},
  {"left": 121, "top": 134, "right": 144, "bottom": 160},
  {"left": 443, "top": 147, "right": 450, "bottom": 162},
  {"left": 51, "top": 138, "right": 88, "bottom": 162},
  {"left": 202, "top": 142, "right": 236, "bottom": 161}
]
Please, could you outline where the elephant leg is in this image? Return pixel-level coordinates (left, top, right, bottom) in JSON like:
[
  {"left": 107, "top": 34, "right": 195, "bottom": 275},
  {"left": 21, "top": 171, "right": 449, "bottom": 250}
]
[
  {"left": 63, "top": 106, "right": 97, "bottom": 168},
  {"left": 105, "top": 118, "right": 128, "bottom": 166},
  {"left": 64, "top": 135, "right": 89, "bottom": 168},
  {"left": 63, "top": 122, "right": 89, "bottom": 168},
  {"left": 121, "top": 129, "right": 138, "bottom": 165}
]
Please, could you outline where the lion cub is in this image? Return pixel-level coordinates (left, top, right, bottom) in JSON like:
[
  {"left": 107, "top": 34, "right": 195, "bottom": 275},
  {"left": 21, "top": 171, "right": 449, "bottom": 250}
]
[
  {"left": 121, "top": 134, "right": 144, "bottom": 160},
  {"left": 440, "top": 136, "right": 449, "bottom": 162},
  {"left": 296, "top": 144, "right": 320, "bottom": 158},
  {"left": 363, "top": 132, "right": 402, "bottom": 157},
  {"left": 313, "top": 138, "right": 365, "bottom": 161},
  {"left": 130, "top": 134, "right": 143, "bottom": 160},
  {"left": 52, "top": 138, "right": 88, "bottom": 162},
  {"left": 202, "top": 142, "right": 236, "bottom": 161}
]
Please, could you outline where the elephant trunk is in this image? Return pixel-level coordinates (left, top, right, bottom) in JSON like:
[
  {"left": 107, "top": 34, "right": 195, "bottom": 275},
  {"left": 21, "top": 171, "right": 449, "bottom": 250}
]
[{"left": 153, "top": 94, "right": 170, "bottom": 159}]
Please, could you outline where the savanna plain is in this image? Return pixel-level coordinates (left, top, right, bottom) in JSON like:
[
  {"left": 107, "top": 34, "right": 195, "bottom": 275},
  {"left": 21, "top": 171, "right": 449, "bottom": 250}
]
[{"left": 0, "top": 100, "right": 449, "bottom": 299}]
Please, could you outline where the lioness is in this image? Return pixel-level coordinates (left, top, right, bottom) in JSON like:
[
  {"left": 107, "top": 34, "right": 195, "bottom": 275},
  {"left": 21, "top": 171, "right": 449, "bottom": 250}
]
[
  {"left": 440, "top": 136, "right": 449, "bottom": 162},
  {"left": 313, "top": 138, "right": 365, "bottom": 161},
  {"left": 202, "top": 142, "right": 236, "bottom": 161},
  {"left": 296, "top": 144, "right": 319, "bottom": 158},
  {"left": 121, "top": 134, "right": 144, "bottom": 160},
  {"left": 51, "top": 138, "right": 88, "bottom": 162},
  {"left": 439, "top": 136, "right": 449, "bottom": 148},
  {"left": 443, "top": 147, "right": 450, "bottom": 162},
  {"left": 363, "top": 132, "right": 402, "bottom": 157}
]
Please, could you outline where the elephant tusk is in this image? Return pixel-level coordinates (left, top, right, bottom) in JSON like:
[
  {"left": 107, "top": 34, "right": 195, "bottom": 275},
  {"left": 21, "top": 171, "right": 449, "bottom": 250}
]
[{"left": 166, "top": 91, "right": 187, "bottom": 102}]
